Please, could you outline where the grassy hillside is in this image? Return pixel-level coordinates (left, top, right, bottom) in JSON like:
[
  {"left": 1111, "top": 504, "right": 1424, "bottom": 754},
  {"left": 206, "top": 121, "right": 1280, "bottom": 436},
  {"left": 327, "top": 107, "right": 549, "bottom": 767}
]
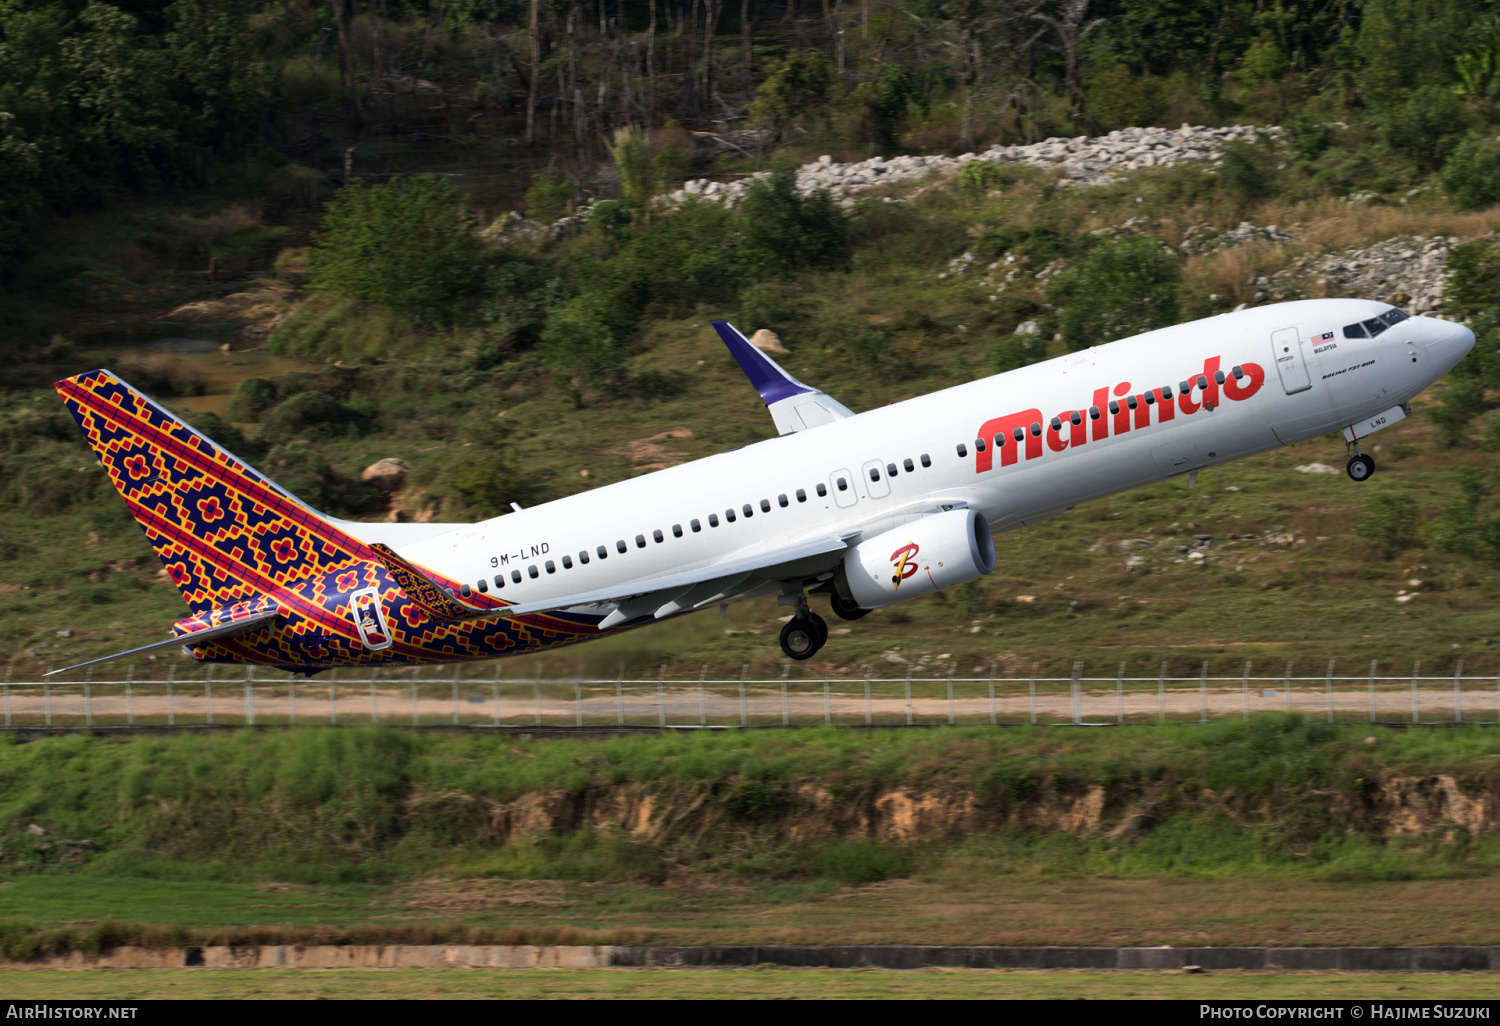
[{"left": 5, "top": 145, "right": 1500, "bottom": 680}]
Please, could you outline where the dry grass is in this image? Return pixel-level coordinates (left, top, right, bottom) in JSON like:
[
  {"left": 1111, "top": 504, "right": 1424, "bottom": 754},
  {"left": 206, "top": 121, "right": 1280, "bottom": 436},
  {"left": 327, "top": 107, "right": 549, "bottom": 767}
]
[{"left": 1182, "top": 239, "right": 1295, "bottom": 305}]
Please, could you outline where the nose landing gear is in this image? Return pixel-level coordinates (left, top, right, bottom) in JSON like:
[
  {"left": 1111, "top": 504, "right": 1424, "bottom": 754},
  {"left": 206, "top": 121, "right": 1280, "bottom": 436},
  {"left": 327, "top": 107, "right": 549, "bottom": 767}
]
[{"left": 1346, "top": 439, "right": 1376, "bottom": 482}]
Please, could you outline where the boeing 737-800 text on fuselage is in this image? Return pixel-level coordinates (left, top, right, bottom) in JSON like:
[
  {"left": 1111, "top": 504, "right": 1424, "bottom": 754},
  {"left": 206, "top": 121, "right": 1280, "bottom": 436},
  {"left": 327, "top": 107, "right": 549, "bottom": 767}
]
[{"left": 49, "top": 298, "right": 1474, "bottom": 676}]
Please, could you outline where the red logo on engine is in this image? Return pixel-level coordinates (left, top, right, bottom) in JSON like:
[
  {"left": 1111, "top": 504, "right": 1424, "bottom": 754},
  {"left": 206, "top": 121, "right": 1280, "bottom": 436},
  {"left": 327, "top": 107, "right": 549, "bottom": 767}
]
[{"left": 890, "top": 543, "right": 920, "bottom": 587}]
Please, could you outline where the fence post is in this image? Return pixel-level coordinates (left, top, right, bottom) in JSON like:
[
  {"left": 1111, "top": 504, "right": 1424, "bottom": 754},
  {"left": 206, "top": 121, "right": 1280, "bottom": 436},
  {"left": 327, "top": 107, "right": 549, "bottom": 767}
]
[
  {"left": 988, "top": 666, "right": 996, "bottom": 727},
  {"left": 328, "top": 669, "right": 337, "bottom": 727},
  {"left": 575, "top": 678, "right": 583, "bottom": 727},
  {"left": 1411, "top": 660, "right": 1421, "bottom": 724},
  {"left": 412, "top": 678, "right": 419, "bottom": 727},
  {"left": 536, "top": 671, "right": 544, "bottom": 727},
  {"left": 865, "top": 677, "right": 872, "bottom": 725},
  {"left": 243, "top": 665, "right": 253, "bottom": 727},
  {"left": 1198, "top": 660, "right": 1208, "bottom": 725},
  {"left": 1454, "top": 659, "right": 1464, "bottom": 724},
  {"left": 1072, "top": 661, "right": 1084, "bottom": 725},
  {"left": 1158, "top": 660, "right": 1167, "bottom": 724},
  {"left": 126, "top": 665, "right": 135, "bottom": 726},
  {"left": 947, "top": 675, "right": 954, "bottom": 726},
  {"left": 1241, "top": 661, "right": 1251, "bottom": 722},
  {"left": 781, "top": 676, "right": 789, "bottom": 727},
  {"left": 166, "top": 663, "right": 174, "bottom": 728},
  {"left": 737, "top": 664, "right": 749, "bottom": 728},
  {"left": 453, "top": 665, "right": 461, "bottom": 727},
  {"left": 1369, "top": 659, "right": 1378, "bottom": 724},
  {"left": 43, "top": 675, "right": 50, "bottom": 729},
  {"left": 205, "top": 665, "right": 213, "bottom": 726},
  {"left": 3, "top": 665, "right": 9, "bottom": 727},
  {"left": 657, "top": 665, "right": 666, "bottom": 728},
  {"left": 1029, "top": 662, "right": 1038, "bottom": 726},
  {"left": 1118, "top": 661, "right": 1126, "bottom": 725},
  {"left": 493, "top": 669, "right": 502, "bottom": 728},
  {"left": 699, "top": 665, "right": 708, "bottom": 727},
  {"left": 1284, "top": 661, "right": 1292, "bottom": 713},
  {"left": 289, "top": 679, "right": 296, "bottom": 726},
  {"left": 904, "top": 674, "right": 912, "bottom": 726},
  {"left": 371, "top": 670, "right": 378, "bottom": 726},
  {"left": 1325, "top": 659, "right": 1335, "bottom": 724},
  {"left": 617, "top": 669, "right": 626, "bottom": 727},
  {"left": 84, "top": 668, "right": 92, "bottom": 729}
]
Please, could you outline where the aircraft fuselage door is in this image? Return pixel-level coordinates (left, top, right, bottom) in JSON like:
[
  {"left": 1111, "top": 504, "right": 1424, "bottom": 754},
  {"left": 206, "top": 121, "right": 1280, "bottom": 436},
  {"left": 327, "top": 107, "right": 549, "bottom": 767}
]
[
  {"left": 1271, "top": 326, "right": 1311, "bottom": 395},
  {"left": 830, "top": 468, "right": 858, "bottom": 508},
  {"left": 862, "top": 460, "right": 891, "bottom": 499}
]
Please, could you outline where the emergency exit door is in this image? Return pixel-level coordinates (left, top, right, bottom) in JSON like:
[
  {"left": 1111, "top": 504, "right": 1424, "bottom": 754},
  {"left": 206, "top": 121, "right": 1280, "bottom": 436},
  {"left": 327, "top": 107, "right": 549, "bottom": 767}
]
[{"left": 1271, "top": 326, "right": 1311, "bottom": 394}]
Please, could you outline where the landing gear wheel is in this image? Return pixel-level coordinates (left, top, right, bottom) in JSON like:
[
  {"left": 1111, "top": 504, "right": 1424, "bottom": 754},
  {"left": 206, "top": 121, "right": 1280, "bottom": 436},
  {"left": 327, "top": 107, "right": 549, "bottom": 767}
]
[
  {"left": 779, "top": 614, "right": 827, "bottom": 661},
  {"left": 830, "top": 593, "right": 870, "bottom": 621},
  {"left": 1347, "top": 454, "right": 1376, "bottom": 481}
]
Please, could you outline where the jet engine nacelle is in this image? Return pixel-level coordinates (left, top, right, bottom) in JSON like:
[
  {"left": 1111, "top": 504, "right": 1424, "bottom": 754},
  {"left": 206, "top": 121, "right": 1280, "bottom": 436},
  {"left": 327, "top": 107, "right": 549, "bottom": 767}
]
[{"left": 837, "top": 507, "right": 996, "bottom": 610}]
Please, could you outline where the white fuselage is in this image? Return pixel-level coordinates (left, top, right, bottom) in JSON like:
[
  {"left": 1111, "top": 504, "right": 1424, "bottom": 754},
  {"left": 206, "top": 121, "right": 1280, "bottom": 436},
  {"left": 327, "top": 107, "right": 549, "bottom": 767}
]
[{"left": 384, "top": 299, "right": 1473, "bottom": 615}]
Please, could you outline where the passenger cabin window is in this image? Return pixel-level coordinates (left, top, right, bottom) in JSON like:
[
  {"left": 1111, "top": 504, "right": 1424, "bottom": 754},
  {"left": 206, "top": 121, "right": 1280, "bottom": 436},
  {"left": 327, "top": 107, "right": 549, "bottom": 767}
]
[
  {"left": 579, "top": 551, "right": 589, "bottom": 564},
  {"left": 1197, "top": 375, "right": 1208, "bottom": 390},
  {"left": 494, "top": 575, "right": 505, "bottom": 588},
  {"left": 1108, "top": 400, "right": 1120, "bottom": 415},
  {"left": 742, "top": 504, "right": 753, "bottom": 518},
  {"left": 761, "top": 498, "right": 772, "bottom": 512},
  {"left": 796, "top": 489, "right": 807, "bottom": 502},
  {"left": 672, "top": 524, "right": 683, "bottom": 537},
  {"left": 920, "top": 454, "right": 931, "bottom": 467},
  {"left": 816, "top": 483, "right": 827, "bottom": 497},
  {"left": 597, "top": 545, "right": 608, "bottom": 559},
  {"left": 870, "top": 466, "right": 882, "bottom": 480},
  {"left": 544, "top": 560, "right": 555, "bottom": 574},
  {"left": 709, "top": 513, "right": 719, "bottom": 527},
  {"left": 1214, "top": 370, "right": 1226, "bottom": 385},
  {"left": 691, "top": 518, "right": 702, "bottom": 531},
  {"left": 974, "top": 438, "right": 986, "bottom": 453},
  {"left": 1030, "top": 422, "right": 1041, "bottom": 436},
  {"left": 1126, "top": 395, "right": 1138, "bottom": 410},
  {"left": 1050, "top": 416, "right": 1063, "bottom": 431},
  {"left": 561, "top": 555, "right": 573, "bottom": 569},
  {"left": 528, "top": 565, "right": 539, "bottom": 579},
  {"left": 956, "top": 443, "right": 968, "bottom": 457},
  {"left": 1013, "top": 426, "right": 1025, "bottom": 442},
  {"left": 616, "top": 540, "right": 627, "bottom": 553},
  {"left": 1179, "top": 380, "right": 1191, "bottom": 394},
  {"left": 1143, "top": 392, "right": 1154, "bottom": 405},
  {"left": 887, "top": 463, "right": 898, "bottom": 477},
  {"left": 1070, "top": 412, "right": 1082, "bottom": 426},
  {"left": 726, "top": 508, "right": 736, "bottom": 522},
  {"left": 652, "top": 529, "right": 663, "bottom": 543},
  {"left": 477, "top": 579, "right": 488, "bottom": 593},
  {"left": 1089, "top": 406, "right": 1100, "bottom": 420},
  {"left": 778, "top": 494, "right": 789, "bottom": 507},
  {"left": 511, "top": 570, "right": 522, "bottom": 584},
  {"left": 903, "top": 458, "right": 914, "bottom": 472},
  {"left": 461, "top": 584, "right": 472, "bottom": 597},
  {"left": 1162, "top": 385, "right": 1174, "bottom": 398},
  {"left": 635, "top": 534, "right": 646, "bottom": 548},
  {"left": 836, "top": 477, "right": 848, "bottom": 491},
  {"left": 1232, "top": 365, "right": 1244, "bottom": 380}
]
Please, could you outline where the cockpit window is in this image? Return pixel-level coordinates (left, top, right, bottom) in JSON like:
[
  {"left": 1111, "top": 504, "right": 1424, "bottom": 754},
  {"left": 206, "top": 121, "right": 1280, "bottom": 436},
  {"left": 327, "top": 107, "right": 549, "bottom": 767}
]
[{"left": 1343, "top": 309, "right": 1407, "bottom": 340}]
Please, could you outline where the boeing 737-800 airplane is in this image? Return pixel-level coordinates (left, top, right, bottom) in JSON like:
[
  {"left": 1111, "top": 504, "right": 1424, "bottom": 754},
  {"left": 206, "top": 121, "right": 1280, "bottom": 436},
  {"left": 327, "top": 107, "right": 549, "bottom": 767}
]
[{"left": 49, "top": 298, "right": 1473, "bottom": 676}]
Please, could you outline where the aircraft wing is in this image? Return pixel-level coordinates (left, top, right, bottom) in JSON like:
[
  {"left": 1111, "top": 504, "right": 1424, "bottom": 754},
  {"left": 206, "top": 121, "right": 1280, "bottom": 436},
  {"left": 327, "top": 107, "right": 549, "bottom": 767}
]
[
  {"left": 489, "top": 531, "right": 858, "bottom": 629},
  {"left": 712, "top": 321, "right": 855, "bottom": 435}
]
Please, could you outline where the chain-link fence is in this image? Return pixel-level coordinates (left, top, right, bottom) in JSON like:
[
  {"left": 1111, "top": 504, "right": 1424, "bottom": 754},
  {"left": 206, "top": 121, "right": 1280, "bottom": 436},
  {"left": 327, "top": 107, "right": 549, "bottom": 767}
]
[{"left": 3, "top": 658, "right": 1499, "bottom": 729}]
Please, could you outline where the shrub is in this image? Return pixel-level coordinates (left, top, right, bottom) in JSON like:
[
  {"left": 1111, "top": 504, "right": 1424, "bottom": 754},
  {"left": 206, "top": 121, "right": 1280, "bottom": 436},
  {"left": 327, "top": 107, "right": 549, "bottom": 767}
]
[
  {"left": 1382, "top": 85, "right": 1470, "bottom": 173},
  {"left": 607, "top": 126, "right": 653, "bottom": 205},
  {"left": 990, "top": 333, "right": 1048, "bottom": 373},
  {"left": 308, "top": 175, "right": 483, "bottom": 327},
  {"left": 541, "top": 299, "right": 623, "bottom": 407},
  {"left": 1440, "top": 135, "right": 1500, "bottom": 211},
  {"left": 261, "top": 440, "right": 382, "bottom": 516},
  {"left": 226, "top": 377, "right": 280, "bottom": 422},
  {"left": 1047, "top": 235, "right": 1180, "bottom": 350},
  {"left": 860, "top": 63, "right": 920, "bottom": 153},
  {"left": 750, "top": 51, "right": 833, "bottom": 138},
  {"left": 1355, "top": 491, "right": 1420, "bottom": 557},
  {"left": 523, "top": 173, "right": 573, "bottom": 222},
  {"left": 113, "top": 354, "right": 207, "bottom": 398},
  {"left": 736, "top": 156, "right": 850, "bottom": 274},
  {"left": 1446, "top": 240, "right": 1500, "bottom": 320},
  {"left": 1086, "top": 62, "right": 1168, "bottom": 130},
  {"left": 1216, "top": 141, "right": 1276, "bottom": 204},
  {"left": 258, "top": 391, "right": 367, "bottom": 442},
  {"left": 957, "top": 160, "right": 1004, "bottom": 197}
]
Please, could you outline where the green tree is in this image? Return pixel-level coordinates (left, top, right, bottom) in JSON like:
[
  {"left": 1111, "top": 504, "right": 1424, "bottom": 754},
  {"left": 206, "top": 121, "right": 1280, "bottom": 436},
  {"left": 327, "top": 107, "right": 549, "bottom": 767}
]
[
  {"left": 860, "top": 64, "right": 921, "bottom": 154},
  {"left": 749, "top": 51, "right": 833, "bottom": 140},
  {"left": 1382, "top": 85, "right": 1471, "bottom": 173},
  {"left": 1047, "top": 235, "right": 1180, "bottom": 350},
  {"left": 308, "top": 176, "right": 484, "bottom": 327},
  {"left": 607, "top": 125, "right": 653, "bottom": 206}
]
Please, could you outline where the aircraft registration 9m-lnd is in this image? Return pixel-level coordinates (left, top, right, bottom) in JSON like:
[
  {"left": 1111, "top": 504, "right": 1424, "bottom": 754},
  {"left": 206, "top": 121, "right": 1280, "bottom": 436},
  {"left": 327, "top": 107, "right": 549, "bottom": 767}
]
[{"left": 49, "top": 299, "right": 1474, "bottom": 676}]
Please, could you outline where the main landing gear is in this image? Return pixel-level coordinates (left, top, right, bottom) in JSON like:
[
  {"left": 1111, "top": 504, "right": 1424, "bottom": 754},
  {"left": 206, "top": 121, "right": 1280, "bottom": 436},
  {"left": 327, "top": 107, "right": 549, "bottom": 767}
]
[
  {"left": 1346, "top": 439, "right": 1376, "bottom": 482},
  {"left": 779, "top": 610, "right": 828, "bottom": 660}
]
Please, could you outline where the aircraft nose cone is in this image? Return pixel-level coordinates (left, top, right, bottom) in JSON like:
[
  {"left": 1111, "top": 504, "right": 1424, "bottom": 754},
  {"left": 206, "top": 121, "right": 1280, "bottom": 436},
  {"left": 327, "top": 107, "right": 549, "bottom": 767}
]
[{"left": 1421, "top": 318, "right": 1477, "bottom": 376}]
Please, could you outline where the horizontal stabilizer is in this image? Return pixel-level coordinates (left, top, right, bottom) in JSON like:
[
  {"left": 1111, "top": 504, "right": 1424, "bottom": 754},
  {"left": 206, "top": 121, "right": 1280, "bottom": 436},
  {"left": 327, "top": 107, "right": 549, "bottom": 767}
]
[
  {"left": 711, "top": 321, "right": 855, "bottom": 436},
  {"left": 43, "top": 608, "right": 280, "bottom": 678}
]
